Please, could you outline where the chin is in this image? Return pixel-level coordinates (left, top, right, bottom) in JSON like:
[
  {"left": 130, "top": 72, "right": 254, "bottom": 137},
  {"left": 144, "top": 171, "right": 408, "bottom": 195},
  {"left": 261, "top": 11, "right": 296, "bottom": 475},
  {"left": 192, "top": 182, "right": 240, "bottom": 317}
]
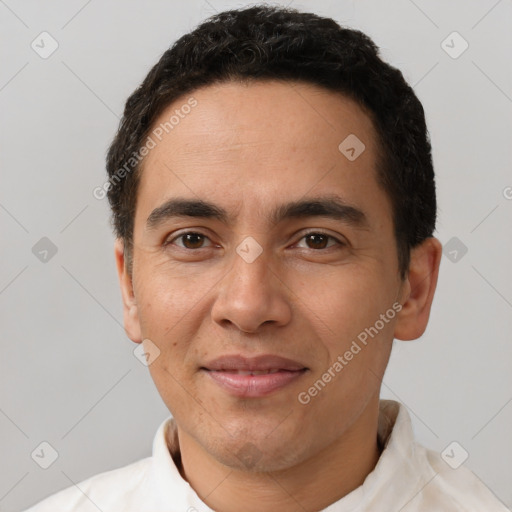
[
  {"left": 218, "top": 442, "right": 303, "bottom": 473},
  {"left": 206, "top": 425, "right": 306, "bottom": 473}
]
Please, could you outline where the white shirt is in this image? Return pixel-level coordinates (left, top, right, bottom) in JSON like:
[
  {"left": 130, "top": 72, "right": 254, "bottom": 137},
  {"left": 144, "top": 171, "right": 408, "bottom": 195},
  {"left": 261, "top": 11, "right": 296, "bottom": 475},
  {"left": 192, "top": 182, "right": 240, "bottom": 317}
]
[{"left": 23, "top": 400, "right": 508, "bottom": 511}]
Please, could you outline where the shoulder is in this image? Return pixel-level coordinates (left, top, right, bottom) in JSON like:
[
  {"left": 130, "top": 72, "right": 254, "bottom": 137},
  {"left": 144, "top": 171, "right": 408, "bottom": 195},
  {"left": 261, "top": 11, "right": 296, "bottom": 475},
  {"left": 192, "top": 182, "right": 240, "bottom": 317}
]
[
  {"left": 377, "top": 401, "right": 508, "bottom": 511},
  {"left": 22, "top": 457, "right": 153, "bottom": 512},
  {"left": 412, "top": 444, "right": 509, "bottom": 511}
]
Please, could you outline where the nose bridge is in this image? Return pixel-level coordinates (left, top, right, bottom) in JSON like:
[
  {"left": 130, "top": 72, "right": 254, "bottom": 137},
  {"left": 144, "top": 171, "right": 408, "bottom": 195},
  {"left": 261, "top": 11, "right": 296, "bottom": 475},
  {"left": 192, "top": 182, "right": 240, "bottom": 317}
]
[
  {"left": 211, "top": 237, "right": 291, "bottom": 332},
  {"left": 228, "top": 238, "right": 274, "bottom": 303}
]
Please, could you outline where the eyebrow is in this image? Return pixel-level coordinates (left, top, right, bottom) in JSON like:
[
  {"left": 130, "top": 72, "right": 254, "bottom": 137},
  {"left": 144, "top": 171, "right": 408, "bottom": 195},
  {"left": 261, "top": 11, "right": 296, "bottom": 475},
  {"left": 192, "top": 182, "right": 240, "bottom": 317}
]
[{"left": 145, "top": 194, "right": 369, "bottom": 232}]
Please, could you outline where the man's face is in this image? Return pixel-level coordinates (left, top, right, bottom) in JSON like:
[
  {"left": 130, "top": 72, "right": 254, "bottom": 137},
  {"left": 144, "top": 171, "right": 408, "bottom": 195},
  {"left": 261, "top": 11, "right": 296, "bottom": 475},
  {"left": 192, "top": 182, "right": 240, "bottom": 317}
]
[{"left": 122, "top": 80, "right": 407, "bottom": 471}]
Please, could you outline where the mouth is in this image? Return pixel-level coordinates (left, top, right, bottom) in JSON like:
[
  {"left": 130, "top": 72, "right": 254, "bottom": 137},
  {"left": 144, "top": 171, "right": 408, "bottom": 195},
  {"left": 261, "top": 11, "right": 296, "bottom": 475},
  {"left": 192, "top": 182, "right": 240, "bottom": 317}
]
[
  {"left": 200, "top": 354, "right": 308, "bottom": 398},
  {"left": 210, "top": 369, "right": 284, "bottom": 375}
]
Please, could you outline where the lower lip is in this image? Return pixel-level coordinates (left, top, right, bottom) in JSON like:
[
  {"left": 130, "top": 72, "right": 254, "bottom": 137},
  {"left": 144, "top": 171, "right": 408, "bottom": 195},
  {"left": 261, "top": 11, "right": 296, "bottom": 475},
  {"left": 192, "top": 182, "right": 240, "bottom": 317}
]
[{"left": 203, "top": 369, "right": 307, "bottom": 398}]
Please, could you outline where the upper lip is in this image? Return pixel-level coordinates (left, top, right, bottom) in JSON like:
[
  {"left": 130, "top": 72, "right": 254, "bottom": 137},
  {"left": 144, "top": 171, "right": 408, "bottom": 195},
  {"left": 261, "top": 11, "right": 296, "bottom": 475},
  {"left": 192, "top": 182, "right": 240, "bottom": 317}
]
[{"left": 202, "top": 354, "right": 307, "bottom": 372}]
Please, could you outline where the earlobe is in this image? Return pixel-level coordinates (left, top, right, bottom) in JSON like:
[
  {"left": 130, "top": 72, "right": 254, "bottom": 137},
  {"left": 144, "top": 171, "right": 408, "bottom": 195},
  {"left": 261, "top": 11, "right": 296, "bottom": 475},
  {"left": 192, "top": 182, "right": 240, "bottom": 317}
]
[
  {"left": 393, "top": 237, "right": 442, "bottom": 341},
  {"left": 114, "top": 238, "right": 142, "bottom": 344}
]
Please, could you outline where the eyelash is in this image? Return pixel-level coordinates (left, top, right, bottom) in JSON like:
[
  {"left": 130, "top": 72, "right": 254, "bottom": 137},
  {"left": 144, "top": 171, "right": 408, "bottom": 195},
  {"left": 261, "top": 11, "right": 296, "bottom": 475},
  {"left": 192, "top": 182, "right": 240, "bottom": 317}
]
[{"left": 164, "top": 230, "right": 345, "bottom": 251}]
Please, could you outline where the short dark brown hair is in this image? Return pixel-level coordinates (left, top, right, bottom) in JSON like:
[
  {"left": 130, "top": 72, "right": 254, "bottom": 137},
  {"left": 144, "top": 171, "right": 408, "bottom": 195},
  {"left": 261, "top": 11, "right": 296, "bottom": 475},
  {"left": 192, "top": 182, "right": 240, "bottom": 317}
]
[{"left": 106, "top": 5, "right": 436, "bottom": 278}]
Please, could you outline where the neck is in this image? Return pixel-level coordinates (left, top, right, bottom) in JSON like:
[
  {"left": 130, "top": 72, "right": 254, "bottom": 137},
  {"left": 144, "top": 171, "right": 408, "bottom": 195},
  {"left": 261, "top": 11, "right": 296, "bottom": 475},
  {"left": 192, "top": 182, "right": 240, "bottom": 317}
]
[{"left": 174, "top": 399, "right": 382, "bottom": 512}]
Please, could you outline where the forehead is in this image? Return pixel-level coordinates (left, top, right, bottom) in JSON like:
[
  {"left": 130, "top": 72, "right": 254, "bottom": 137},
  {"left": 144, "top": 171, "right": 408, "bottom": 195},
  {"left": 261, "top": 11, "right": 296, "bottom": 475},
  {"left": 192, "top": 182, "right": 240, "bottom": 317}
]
[{"left": 135, "top": 80, "right": 388, "bottom": 228}]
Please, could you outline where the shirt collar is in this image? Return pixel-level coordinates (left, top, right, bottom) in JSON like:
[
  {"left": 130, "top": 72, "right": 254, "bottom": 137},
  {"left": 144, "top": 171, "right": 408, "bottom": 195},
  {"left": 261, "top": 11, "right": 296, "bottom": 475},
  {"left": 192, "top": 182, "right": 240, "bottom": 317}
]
[{"left": 150, "top": 399, "right": 428, "bottom": 511}]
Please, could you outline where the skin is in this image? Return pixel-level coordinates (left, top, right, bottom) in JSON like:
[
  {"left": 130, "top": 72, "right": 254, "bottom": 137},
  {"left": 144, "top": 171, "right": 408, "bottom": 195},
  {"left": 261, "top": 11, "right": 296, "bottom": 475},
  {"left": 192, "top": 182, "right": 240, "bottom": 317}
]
[{"left": 114, "top": 80, "right": 442, "bottom": 512}]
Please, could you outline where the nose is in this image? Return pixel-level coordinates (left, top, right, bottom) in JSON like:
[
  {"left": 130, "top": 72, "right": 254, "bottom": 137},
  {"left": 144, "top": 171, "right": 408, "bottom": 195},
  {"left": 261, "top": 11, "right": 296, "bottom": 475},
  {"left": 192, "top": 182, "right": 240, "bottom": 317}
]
[{"left": 211, "top": 244, "right": 292, "bottom": 334}]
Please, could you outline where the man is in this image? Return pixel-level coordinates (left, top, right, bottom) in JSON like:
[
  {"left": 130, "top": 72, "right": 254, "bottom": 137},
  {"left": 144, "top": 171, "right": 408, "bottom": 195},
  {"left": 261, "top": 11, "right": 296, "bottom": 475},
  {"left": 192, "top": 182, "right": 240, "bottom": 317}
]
[{"left": 25, "top": 5, "right": 508, "bottom": 511}]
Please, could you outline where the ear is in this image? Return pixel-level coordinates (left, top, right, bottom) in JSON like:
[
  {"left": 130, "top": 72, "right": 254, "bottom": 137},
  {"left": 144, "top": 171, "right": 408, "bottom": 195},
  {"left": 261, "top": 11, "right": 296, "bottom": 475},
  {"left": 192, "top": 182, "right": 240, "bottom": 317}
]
[
  {"left": 114, "top": 238, "right": 142, "bottom": 344},
  {"left": 394, "top": 237, "right": 442, "bottom": 341}
]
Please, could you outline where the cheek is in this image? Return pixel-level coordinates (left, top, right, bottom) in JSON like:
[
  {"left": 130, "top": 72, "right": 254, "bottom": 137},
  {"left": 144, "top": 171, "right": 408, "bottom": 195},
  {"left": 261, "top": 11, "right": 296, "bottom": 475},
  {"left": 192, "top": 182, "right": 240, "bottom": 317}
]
[
  {"left": 306, "top": 267, "right": 398, "bottom": 393},
  {"left": 135, "top": 280, "right": 201, "bottom": 374},
  {"left": 305, "top": 267, "right": 389, "bottom": 340},
  {"left": 147, "top": 361, "right": 198, "bottom": 422},
  {"left": 135, "top": 261, "right": 205, "bottom": 330}
]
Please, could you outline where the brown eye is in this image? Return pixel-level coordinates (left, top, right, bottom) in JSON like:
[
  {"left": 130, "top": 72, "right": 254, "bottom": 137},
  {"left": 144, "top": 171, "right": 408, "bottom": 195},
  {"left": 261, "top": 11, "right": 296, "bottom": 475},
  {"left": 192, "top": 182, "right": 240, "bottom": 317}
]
[
  {"left": 168, "top": 232, "right": 212, "bottom": 250},
  {"left": 305, "top": 233, "right": 329, "bottom": 249},
  {"left": 296, "top": 232, "right": 343, "bottom": 250}
]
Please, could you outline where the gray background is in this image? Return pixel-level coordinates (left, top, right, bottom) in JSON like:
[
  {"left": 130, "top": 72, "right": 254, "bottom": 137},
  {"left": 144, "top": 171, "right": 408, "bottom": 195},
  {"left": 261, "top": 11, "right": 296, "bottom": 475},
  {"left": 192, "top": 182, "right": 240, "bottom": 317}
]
[{"left": 1, "top": 0, "right": 511, "bottom": 510}]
